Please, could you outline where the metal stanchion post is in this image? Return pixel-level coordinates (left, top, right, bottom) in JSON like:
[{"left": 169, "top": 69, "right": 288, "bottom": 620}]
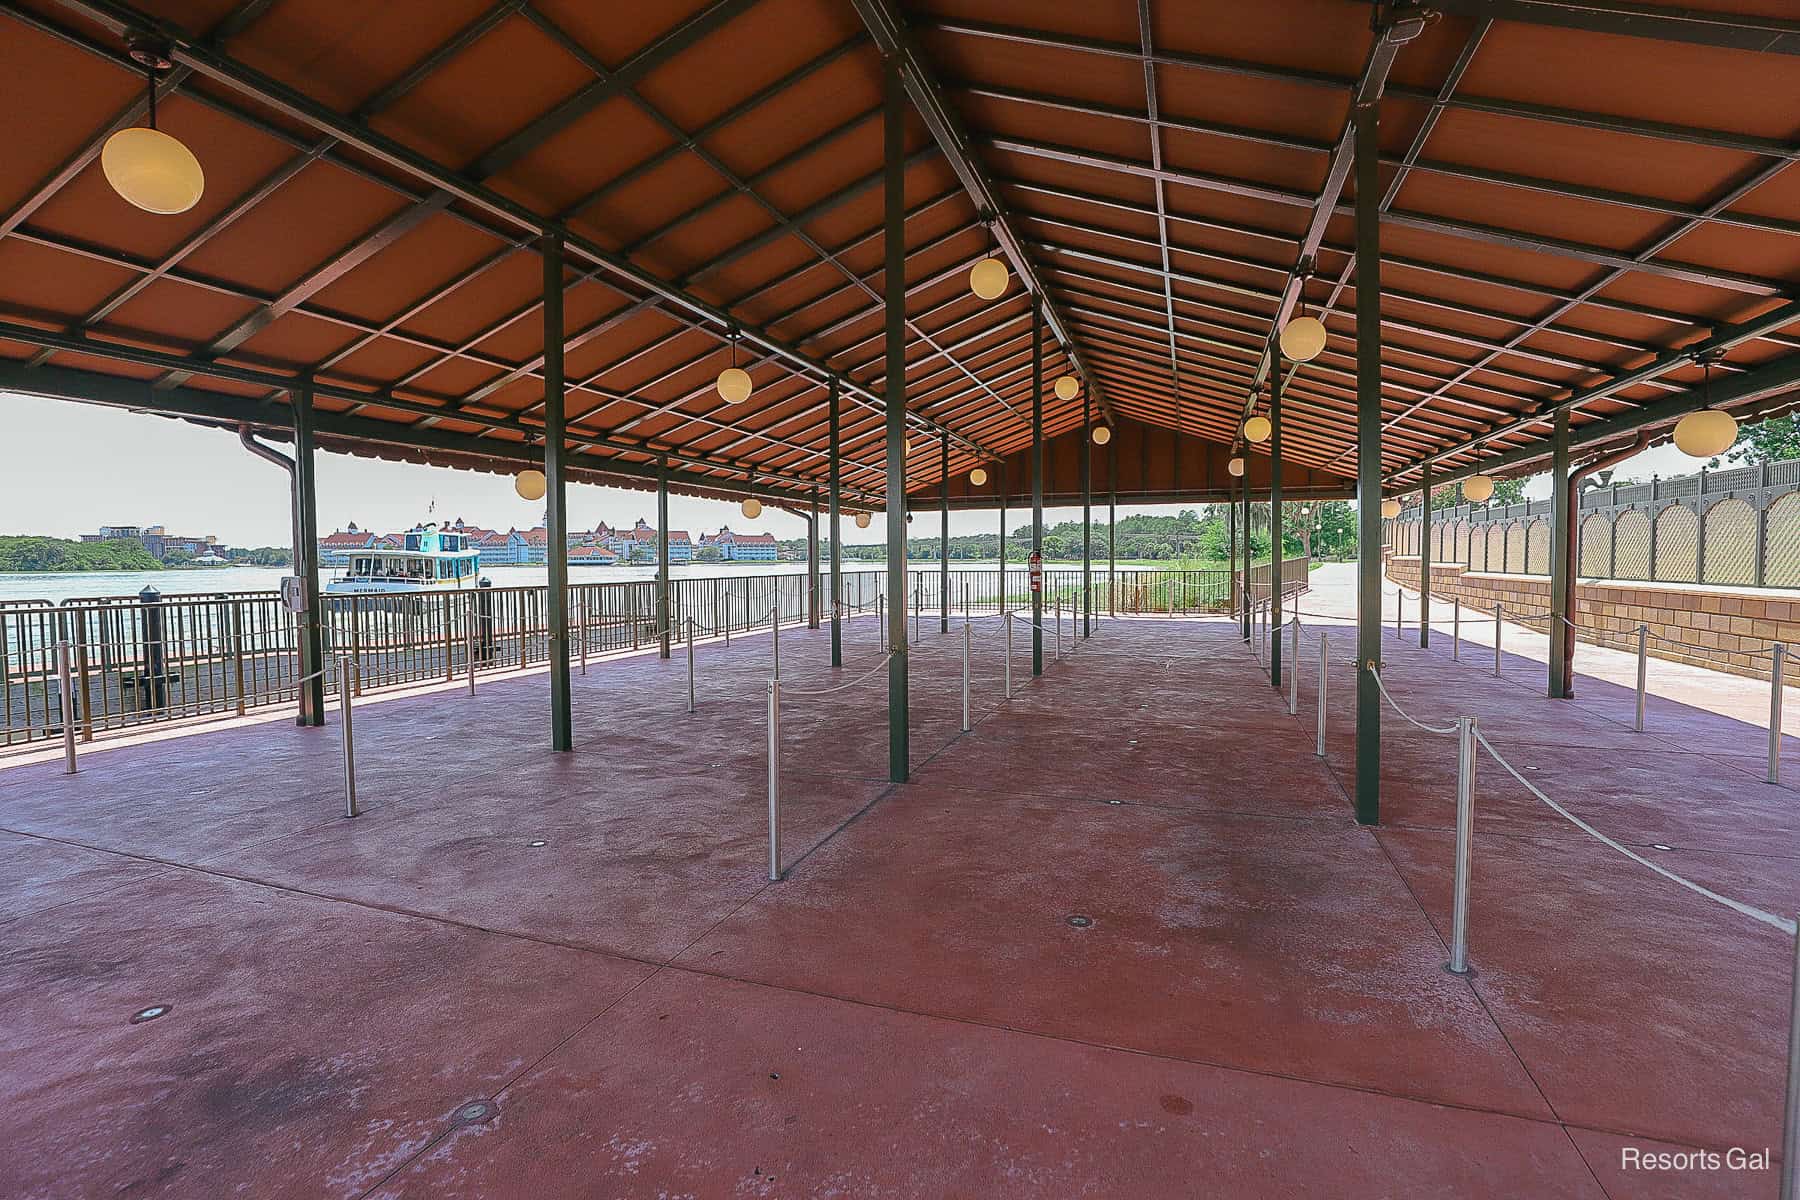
[
  {"left": 766, "top": 678, "right": 781, "bottom": 882},
  {"left": 913, "top": 583, "right": 920, "bottom": 644},
  {"left": 56, "top": 640, "right": 77, "bottom": 775},
  {"left": 1635, "top": 624, "right": 1648, "bottom": 733},
  {"left": 466, "top": 607, "right": 477, "bottom": 697},
  {"left": 579, "top": 591, "right": 588, "bottom": 675},
  {"left": 1396, "top": 589, "right": 1403, "bottom": 639},
  {"left": 1446, "top": 716, "right": 1477, "bottom": 974},
  {"left": 1770, "top": 643, "right": 1786, "bottom": 786},
  {"left": 877, "top": 594, "right": 884, "bottom": 645},
  {"left": 1055, "top": 596, "right": 1063, "bottom": 661},
  {"left": 1781, "top": 916, "right": 1799, "bottom": 1200},
  {"left": 1494, "top": 602, "right": 1504, "bottom": 677},
  {"left": 686, "top": 617, "right": 695, "bottom": 714},
  {"left": 1453, "top": 599, "right": 1461, "bottom": 661},
  {"left": 339, "top": 655, "right": 358, "bottom": 819},
  {"left": 961, "top": 621, "right": 971, "bottom": 733},
  {"left": 772, "top": 605, "right": 780, "bottom": 680},
  {"left": 1316, "top": 630, "right": 1328, "bottom": 758},
  {"left": 1288, "top": 617, "right": 1299, "bottom": 715},
  {"left": 1004, "top": 609, "right": 1013, "bottom": 699}
]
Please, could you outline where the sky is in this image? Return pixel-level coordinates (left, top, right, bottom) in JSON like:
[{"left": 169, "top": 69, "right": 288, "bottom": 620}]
[
  {"left": 3, "top": 392, "right": 1713, "bottom": 547},
  {"left": 2, "top": 393, "right": 1144, "bottom": 548}
]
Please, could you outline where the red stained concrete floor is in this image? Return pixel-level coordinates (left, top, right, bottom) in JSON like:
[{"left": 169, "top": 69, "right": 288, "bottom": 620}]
[{"left": 0, "top": 606, "right": 1792, "bottom": 1198}]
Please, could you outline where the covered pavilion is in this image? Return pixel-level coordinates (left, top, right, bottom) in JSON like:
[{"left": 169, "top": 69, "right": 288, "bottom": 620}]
[{"left": 2, "top": 0, "right": 1799, "bottom": 1195}]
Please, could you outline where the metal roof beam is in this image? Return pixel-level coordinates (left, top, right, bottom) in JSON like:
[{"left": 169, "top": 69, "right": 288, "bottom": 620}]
[
  {"left": 849, "top": 0, "right": 1115, "bottom": 427},
  {"left": 1425, "top": 0, "right": 1800, "bottom": 56}
]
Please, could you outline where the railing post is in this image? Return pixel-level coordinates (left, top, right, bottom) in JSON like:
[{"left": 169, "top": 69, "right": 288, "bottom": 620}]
[
  {"left": 766, "top": 678, "right": 781, "bottom": 882},
  {"left": 1635, "top": 624, "right": 1648, "bottom": 733},
  {"left": 466, "top": 606, "right": 477, "bottom": 697},
  {"left": 56, "top": 640, "right": 77, "bottom": 775},
  {"left": 1316, "top": 630, "right": 1328, "bottom": 757},
  {"left": 1446, "top": 715, "right": 1477, "bottom": 975},
  {"left": 1452, "top": 598, "right": 1461, "bottom": 661},
  {"left": 339, "top": 654, "right": 358, "bottom": 819},
  {"left": 1004, "top": 609, "right": 1013, "bottom": 699},
  {"left": 1771, "top": 643, "right": 1786, "bottom": 785},
  {"left": 961, "top": 620, "right": 971, "bottom": 733},
  {"left": 230, "top": 604, "right": 247, "bottom": 716},
  {"left": 1494, "top": 602, "right": 1504, "bottom": 677},
  {"left": 686, "top": 617, "right": 696, "bottom": 714},
  {"left": 1289, "top": 617, "right": 1299, "bottom": 716}
]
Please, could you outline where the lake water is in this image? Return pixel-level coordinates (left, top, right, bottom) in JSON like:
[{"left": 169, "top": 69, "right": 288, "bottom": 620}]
[{"left": 0, "top": 559, "right": 1144, "bottom": 605}]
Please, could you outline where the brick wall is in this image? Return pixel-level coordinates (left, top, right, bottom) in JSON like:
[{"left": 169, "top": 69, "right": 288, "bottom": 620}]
[{"left": 1384, "top": 554, "right": 1797, "bottom": 684}]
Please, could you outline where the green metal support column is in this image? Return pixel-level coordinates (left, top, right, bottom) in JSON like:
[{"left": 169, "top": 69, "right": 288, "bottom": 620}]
[
  {"left": 1031, "top": 303, "right": 1044, "bottom": 677},
  {"left": 292, "top": 379, "right": 324, "bottom": 727},
  {"left": 1240, "top": 465, "right": 1252, "bottom": 642},
  {"left": 939, "top": 431, "right": 949, "bottom": 633},
  {"left": 1081, "top": 390, "right": 1092, "bottom": 638},
  {"left": 1269, "top": 372, "right": 1283, "bottom": 688},
  {"left": 543, "top": 234, "right": 573, "bottom": 752},
  {"left": 808, "top": 490, "right": 821, "bottom": 629},
  {"left": 1107, "top": 439, "right": 1116, "bottom": 617},
  {"left": 1353, "top": 100, "right": 1382, "bottom": 826},
  {"left": 1227, "top": 467, "right": 1239, "bottom": 630},
  {"left": 1419, "top": 455, "right": 1432, "bottom": 649},
  {"left": 1549, "top": 408, "right": 1572, "bottom": 699},
  {"left": 657, "top": 456, "right": 671, "bottom": 659},
  {"left": 883, "top": 52, "right": 909, "bottom": 783},
  {"left": 829, "top": 377, "right": 842, "bottom": 667}
]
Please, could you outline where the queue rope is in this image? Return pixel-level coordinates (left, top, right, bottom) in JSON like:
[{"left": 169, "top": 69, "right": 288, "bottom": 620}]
[
  {"left": 780, "top": 653, "right": 894, "bottom": 698},
  {"left": 1473, "top": 728, "right": 1796, "bottom": 935},
  {"left": 1369, "top": 667, "right": 1461, "bottom": 735}
]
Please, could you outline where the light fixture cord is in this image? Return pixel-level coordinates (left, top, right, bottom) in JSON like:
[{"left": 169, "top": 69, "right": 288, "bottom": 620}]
[{"left": 145, "top": 60, "right": 157, "bottom": 130}]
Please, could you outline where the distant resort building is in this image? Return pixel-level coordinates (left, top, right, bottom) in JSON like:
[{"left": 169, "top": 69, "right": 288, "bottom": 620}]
[
  {"left": 83, "top": 523, "right": 228, "bottom": 562},
  {"left": 318, "top": 523, "right": 398, "bottom": 566},
  {"left": 699, "top": 526, "right": 778, "bottom": 561},
  {"left": 317, "top": 515, "right": 718, "bottom": 569}
]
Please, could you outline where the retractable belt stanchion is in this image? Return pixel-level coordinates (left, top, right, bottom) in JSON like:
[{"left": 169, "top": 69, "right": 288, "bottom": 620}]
[
  {"left": 1004, "top": 609, "right": 1013, "bottom": 699},
  {"left": 1452, "top": 599, "right": 1461, "bottom": 661},
  {"left": 338, "top": 655, "right": 358, "bottom": 819},
  {"left": 686, "top": 617, "right": 696, "bottom": 714},
  {"left": 961, "top": 622, "right": 971, "bottom": 733},
  {"left": 1446, "top": 716, "right": 1477, "bottom": 975},
  {"left": 1494, "top": 602, "right": 1504, "bottom": 677},
  {"left": 1288, "top": 616, "right": 1299, "bottom": 716},
  {"left": 766, "top": 678, "right": 781, "bottom": 881},
  {"left": 1770, "top": 643, "right": 1786, "bottom": 786},
  {"left": 56, "top": 640, "right": 78, "bottom": 775},
  {"left": 1316, "top": 630, "right": 1328, "bottom": 758},
  {"left": 1635, "top": 624, "right": 1649, "bottom": 732}
]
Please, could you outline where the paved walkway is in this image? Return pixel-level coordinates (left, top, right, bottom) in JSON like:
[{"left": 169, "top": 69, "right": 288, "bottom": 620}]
[{"left": 1, "top": 602, "right": 1792, "bottom": 1198}]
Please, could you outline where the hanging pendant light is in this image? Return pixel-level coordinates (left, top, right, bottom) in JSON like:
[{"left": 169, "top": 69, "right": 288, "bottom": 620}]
[
  {"left": 854, "top": 512, "right": 872, "bottom": 529},
  {"left": 1381, "top": 498, "right": 1402, "bottom": 519},
  {"left": 514, "top": 469, "right": 546, "bottom": 501},
  {"left": 1227, "top": 456, "right": 1245, "bottom": 478},
  {"left": 969, "top": 221, "right": 1009, "bottom": 301},
  {"left": 1278, "top": 281, "right": 1326, "bottom": 363},
  {"left": 1672, "top": 353, "right": 1738, "bottom": 458},
  {"left": 1243, "top": 414, "right": 1271, "bottom": 444},
  {"left": 102, "top": 42, "right": 204, "bottom": 215},
  {"left": 716, "top": 328, "right": 752, "bottom": 405},
  {"left": 1090, "top": 424, "right": 1111, "bottom": 445},
  {"left": 1054, "top": 375, "right": 1079, "bottom": 401},
  {"left": 740, "top": 467, "right": 762, "bottom": 519},
  {"left": 1462, "top": 473, "right": 1495, "bottom": 504},
  {"left": 969, "top": 467, "right": 988, "bottom": 486}
]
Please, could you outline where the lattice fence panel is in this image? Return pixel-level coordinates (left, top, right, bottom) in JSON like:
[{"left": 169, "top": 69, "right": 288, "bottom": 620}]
[
  {"left": 1505, "top": 523, "right": 1527, "bottom": 573},
  {"left": 1702, "top": 498, "right": 1756, "bottom": 586},
  {"left": 1768, "top": 495, "right": 1800, "bottom": 587},
  {"left": 1614, "top": 510, "right": 1651, "bottom": 579},
  {"left": 1654, "top": 505, "right": 1698, "bottom": 583},
  {"left": 1580, "top": 513, "right": 1611, "bottom": 577},
  {"left": 1454, "top": 521, "right": 1470, "bottom": 564},
  {"left": 1484, "top": 524, "right": 1505, "bottom": 572},
  {"left": 1526, "top": 519, "right": 1551, "bottom": 575}
]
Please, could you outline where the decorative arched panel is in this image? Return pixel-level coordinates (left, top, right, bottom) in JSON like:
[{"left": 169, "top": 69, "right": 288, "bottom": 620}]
[
  {"left": 1484, "top": 523, "right": 1505, "bottom": 572},
  {"left": 1701, "top": 498, "right": 1756, "bottom": 586},
  {"left": 1454, "top": 520, "right": 1470, "bottom": 564},
  {"left": 1579, "top": 513, "right": 1611, "bottom": 577},
  {"left": 1614, "top": 510, "right": 1651, "bottom": 579},
  {"left": 1767, "top": 495, "right": 1800, "bottom": 587},
  {"left": 1505, "top": 522, "right": 1527, "bottom": 573},
  {"left": 1526, "top": 519, "right": 1551, "bottom": 575},
  {"left": 1654, "top": 504, "right": 1698, "bottom": 583}
]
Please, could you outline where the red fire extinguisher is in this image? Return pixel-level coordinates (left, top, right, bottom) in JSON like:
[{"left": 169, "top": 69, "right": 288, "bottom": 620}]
[{"left": 1028, "top": 550, "right": 1043, "bottom": 595}]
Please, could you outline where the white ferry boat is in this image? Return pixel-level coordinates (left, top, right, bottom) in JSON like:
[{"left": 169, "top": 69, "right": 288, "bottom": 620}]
[{"left": 325, "top": 523, "right": 481, "bottom": 598}]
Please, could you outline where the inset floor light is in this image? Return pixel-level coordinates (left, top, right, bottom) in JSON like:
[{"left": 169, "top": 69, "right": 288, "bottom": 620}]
[{"left": 103, "top": 41, "right": 204, "bottom": 215}]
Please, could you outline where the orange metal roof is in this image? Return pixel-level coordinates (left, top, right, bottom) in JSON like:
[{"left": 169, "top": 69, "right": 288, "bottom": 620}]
[{"left": 0, "top": 0, "right": 1795, "bottom": 505}]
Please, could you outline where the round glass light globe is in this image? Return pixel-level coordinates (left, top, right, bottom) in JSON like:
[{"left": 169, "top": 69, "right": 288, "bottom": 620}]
[
  {"left": 514, "top": 469, "right": 546, "bottom": 501},
  {"left": 102, "top": 126, "right": 204, "bottom": 215},
  {"left": 740, "top": 496, "right": 762, "bottom": 520},
  {"left": 1672, "top": 408, "right": 1737, "bottom": 458},
  {"left": 1462, "top": 474, "right": 1495, "bottom": 504},
  {"left": 716, "top": 366, "right": 752, "bottom": 405},
  {"left": 1279, "top": 315, "right": 1327, "bottom": 363},
  {"left": 969, "top": 257, "right": 1009, "bottom": 301},
  {"left": 1242, "top": 415, "right": 1272, "bottom": 444}
]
